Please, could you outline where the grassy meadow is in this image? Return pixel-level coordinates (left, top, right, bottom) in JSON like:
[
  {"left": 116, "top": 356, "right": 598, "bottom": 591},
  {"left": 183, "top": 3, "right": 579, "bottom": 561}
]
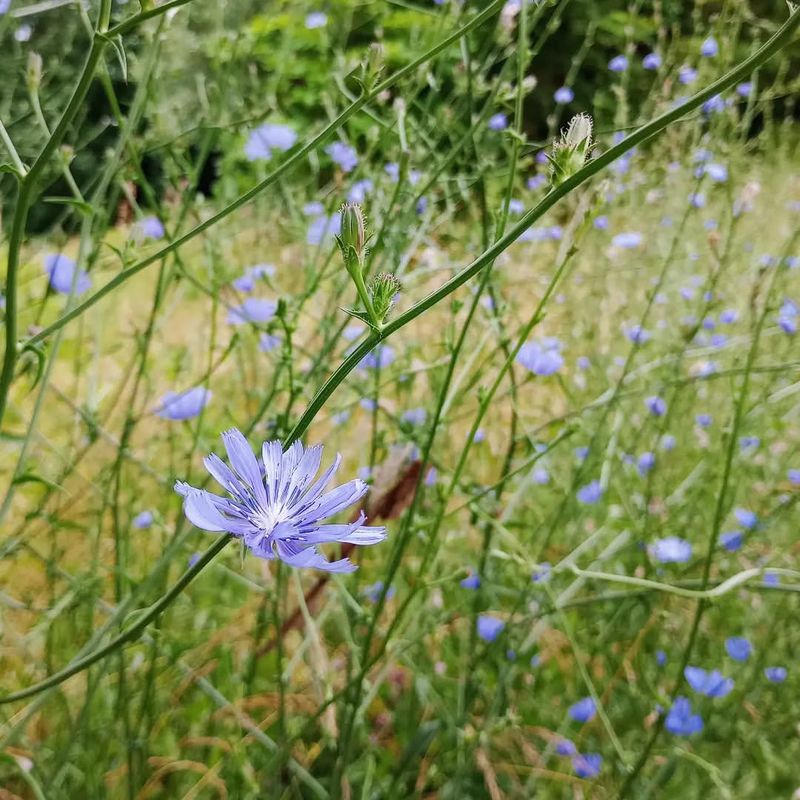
[{"left": 0, "top": 1, "right": 799, "bottom": 798}]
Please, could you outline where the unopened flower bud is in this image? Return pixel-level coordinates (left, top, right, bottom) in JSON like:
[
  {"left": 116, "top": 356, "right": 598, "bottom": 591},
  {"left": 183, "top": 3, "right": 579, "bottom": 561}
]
[
  {"left": 369, "top": 273, "right": 401, "bottom": 322},
  {"left": 337, "top": 203, "right": 368, "bottom": 271},
  {"left": 27, "top": 52, "right": 42, "bottom": 91},
  {"left": 549, "top": 113, "right": 593, "bottom": 188}
]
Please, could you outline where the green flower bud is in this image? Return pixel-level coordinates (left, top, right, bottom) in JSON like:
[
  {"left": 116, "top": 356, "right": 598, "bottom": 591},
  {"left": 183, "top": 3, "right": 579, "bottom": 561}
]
[
  {"left": 369, "top": 273, "right": 401, "bottom": 322},
  {"left": 548, "top": 113, "right": 593, "bottom": 188},
  {"left": 337, "top": 202, "right": 367, "bottom": 263},
  {"left": 27, "top": 52, "right": 42, "bottom": 92}
]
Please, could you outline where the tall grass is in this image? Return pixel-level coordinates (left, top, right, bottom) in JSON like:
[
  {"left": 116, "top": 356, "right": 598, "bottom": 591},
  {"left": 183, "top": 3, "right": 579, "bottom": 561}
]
[{"left": 1, "top": 1, "right": 799, "bottom": 797}]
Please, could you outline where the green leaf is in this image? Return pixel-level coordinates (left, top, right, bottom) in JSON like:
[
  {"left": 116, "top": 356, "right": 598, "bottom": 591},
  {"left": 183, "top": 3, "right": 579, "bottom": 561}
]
[{"left": 43, "top": 196, "right": 95, "bottom": 217}]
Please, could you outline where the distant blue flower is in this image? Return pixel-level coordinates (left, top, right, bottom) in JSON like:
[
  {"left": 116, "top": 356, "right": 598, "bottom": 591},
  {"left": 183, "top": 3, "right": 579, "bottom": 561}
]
[
  {"left": 725, "top": 637, "right": 751, "bottom": 662},
  {"left": 425, "top": 466, "right": 438, "bottom": 486},
  {"left": 363, "top": 581, "right": 395, "bottom": 602},
  {"left": 477, "top": 614, "right": 505, "bottom": 642},
  {"left": 473, "top": 429, "right": 486, "bottom": 443},
  {"left": 488, "top": 112, "right": 508, "bottom": 131},
  {"left": 736, "top": 82, "right": 753, "bottom": 97},
  {"left": 402, "top": 407, "right": 426, "bottom": 425},
  {"left": 593, "top": 215, "right": 609, "bottom": 230},
  {"left": 700, "top": 163, "right": 728, "bottom": 182},
  {"left": 611, "top": 231, "right": 643, "bottom": 248},
  {"left": 461, "top": 572, "right": 480, "bottom": 590},
  {"left": 530, "top": 653, "right": 541, "bottom": 667},
  {"left": 764, "top": 667, "right": 787, "bottom": 683},
  {"left": 577, "top": 480, "right": 603, "bottom": 505},
  {"left": 307, "top": 213, "right": 342, "bottom": 246},
  {"left": 608, "top": 54, "right": 628, "bottom": 72},
  {"left": 661, "top": 434, "right": 676, "bottom": 451},
  {"left": 625, "top": 323, "right": 651, "bottom": 344},
  {"left": 555, "top": 739, "right": 577, "bottom": 756},
  {"left": 527, "top": 174, "right": 546, "bottom": 190},
  {"left": 532, "top": 466, "right": 549, "bottom": 485},
  {"left": 739, "top": 436, "right": 760, "bottom": 452},
  {"left": 516, "top": 337, "right": 564, "bottom": 376},
  {"left": 508, "top": 198, "right": 525, "bottom": 215},
  {"left": 305, "top": 11, "right": 327, "bottom": 28},
  {"left": 700, "top": 36, "right": 719, "bottom": 57},
  {"left": 763, "top": 572, "right": 779, "bottom": 587},
  {"left": 656, "top": 649, "right": 667, "bottom": 666},
  {"left": 568, "top": 697, "right": 596, "bottom": 723},
  {"left": 227, "top": 298, "right": 277, "bottom": 325},
  {"left": 175, "top": 429, "right": 386, "bottom": 572},
  {"left": 788, "top": 469, "right": 800, "bottom": 485},
  {"left": 359, "top": 345, "right": 395, "bottom": 370},
  {"left": 574, "top": 446, "right": 589, "bottom": 462},
  {"left": 572, "top": 753, "right": 602, "bottom": 779},
  {"left": 133, "top": 511, "right": 153, "bottom": 529},
  {"left": 155, "top": 387, "right": 211, "bottom": 420},
  {"left": 733, "top": 508, "right": 757, "bottom": 530},
  {"left": 303, "top": 201, "right": 325, "bottom": 216},
  {"left": 506, "top": 649, "right": 516, "bottom": 661},
  {"left": 696, "top": 414, "right": 712, "bottom": 428},
  {"left": 649, "top": 536, "right": 692, "bottom": 563},
  {"left": 665, "top": 696, "right": 703, "bottom": 736},
  {"left": 326, "top": 141, "right": 358, "bottom": 172},
  {"left": 44, "top": 254, "right": 91, "bottom": 296},
  {"left": 531, "top": 562, "right": 551, "bottom": 583},
  {"left": 135, "top": 216, "right": 165, "bottom": 240},
  {"left": 245, "top": 123, "right": 297, "bottom": 161},
  {"left": 645, "top": 395, "right": 667, "bottom": 416},
  {"left": 679, "top": 66, "right": 698, "bottom": 85},
  {"left": 637, "top": 452, "right": 656, "bottom": 476},
  {"left": 259, "top": 333, "right": 282, "bottom": 352},
  {"left": 684, "top": 666, "right": 734, "bottom": 697},
  {"left": 689, "top": 192, "right": 706, "bottom": 208},
  {"left": 720, "top": 530, "right": 743, "bottom": 552},
  {"left": 416, "top": 196, "right": 429, "bottom": 215},
  {"left": 702, "top": 95, "right": 725, "bottom": 115},
  {"left": 778, "top": 298, "right": 798, "bottom": 335},
  {"left": 233, "top": 263, "right": 275, "bottom": 292},
  {"left": 720, "top": 308, "right": 738, "bottom": 324},
  {"left": 642, "top": 52, "right": 661, "bottom": 70},
  {"left": 554, "top": 86, "right": 574, "bottom": 104},
  {"left": 348, "top": 179, "right": 373, "bottom": 203},
  {"left": 0, "top": 0, "right": 10, "bottom": 13}
]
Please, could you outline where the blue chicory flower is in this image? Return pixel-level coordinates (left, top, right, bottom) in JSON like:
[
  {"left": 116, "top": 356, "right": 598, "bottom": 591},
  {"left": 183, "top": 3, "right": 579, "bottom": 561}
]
[
  {"left": 645, "top": 395, "right": 667, "bottom": 416},
  {"left": 700, "top": 36, "right": 719, "bottom": 57},
  {"left": 572, "top": 753, "right": 602, "bottom": 779},
  {"left": 516, "top": 337, "right": 564, "bottom": 376},
  {"left": 44, "top": 254, "right": 91, "bottom": 296},
  {"left": 725, "top": 637, "right": 751, "bottom": 662},
  {"left": 733, "top": 508, "right": 757, "bottom": 530},
  {"left": 720, "top": 530, "right": 743, "bottom": 552},
  {"left": 608, "top": 54, "right": 628, "bottom": 72},
  {"left": 227, "top": 298, "right": 277, "bottom": 325},
  {"left": 488, "top": 112, "right": 508, "bottom": 131},
  {"left": 461, "top": 572, "right": 480, "bottom": 590},
  {"left": 305, "top": 11, "right": 327, "bottom": 28},
  {"left": 133, "top": 511, "right": 154, "bottom": 529},
  {"left": 477, "top": 614, "right": 505, "bottom": 642},
  {"left": 554, "top": 86, "right": 574, "bottom": 104},
  {"left": 259, "top": 333, "right": 282, "bottom": 352},
  {"left": 764, "top": 667, "right": 787, "bottom": 683},
  {"left": 576, "top": 480, "right": 603, "bottom": 505},
  {"left": 684, "top": 666, "right": 734, "bottom": 697},
  {"left": 555, "top": 739, "right": 577, "bottom": 756},
  {"left": 611, "top": 231, "right": 643, "bottom": 248},
  {"left": 642, "top": 52, "right": 661, "bottom": 70},
  {"left": 568, "top": 697, "right": 596, "bottom": 724},
  {"left": 665, "top": 696, "right": 703, "bottom": 736},
  {"left": 326, "top": 141, "right": 358, "bottom": 172},
  {"left": 175, "top": 429, "right": 386, "bottom": 571},
  {"left": 245, "top": 123, "right": 297, "bottom": 161},
  {"left": 363, "top": 580, "right": 395, "bottom": 602},
  {"left": 155, "top": 387, "right": 211, "bottom": 420},
  {"left": 649, "top": 536, "right": 692, "bottom": 563}
]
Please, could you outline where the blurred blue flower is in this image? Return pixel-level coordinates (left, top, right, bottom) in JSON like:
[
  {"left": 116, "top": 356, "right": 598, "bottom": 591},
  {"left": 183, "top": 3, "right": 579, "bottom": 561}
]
[
  {"left": 477, "top": 614, "right": 505, "bottom": 642},
  {"left": 425, "top": 466, "right": 438, "bottom": 486},
  {"left": 531, "top": 562, "right": 551, "bottom": 583},
  {"left": 725, "top": 637, "right": 751, "bottom": 662},
  {"left": 326, "top": 141, "right": 358, "bottom": 172},
  {"left": 488, "top": 112, "right": 508, "bottom": 131},
  {"left": 700, "top": 36, "right": 719, "bottom": 57},
  {"left": 665, "top": 696, "right": 703, "bottom": 736},
  {"left": 135, "top": 216, "right": 165, "bottom": 240},
  {"left": 461, "top": 572, "right": 480, "bottom": 590},
  {"left": 649, "top": 536, "right": 692, "bottom": 563},
  {"left": 233, "top": 263, "right": 275, "bottom": 292},
  {"left": 684, "top": 666, "right": 734, "bottom": 697},
  {"left": 645, "top": 395, "right": 667, "bottom": 416},
  {"left": 572, "top": 753, "right": 602, "bottom": 779},
  {"left": 696, "top": 414, "right": 712, "bottom": 428},
  {"left": 363, "top": 581, "right": 395, "bottom": 602},
  {"left": 702, "top": 95, "right": 726, "bottom": 115},
  {"left": 473, "top": 429, "right": 486, "bottom": 443},
  {"left": 637, "top": 451, "right": 656, "bottom": 475},
  {"left": 679, "top": 66, "right": 698, "bottom": 84},
  {"left": 532, "top": 466, "right": 550, "bottom": 485},
  {"left": 155, "top": 387, "right": 211, "bottom": 420},
  {"left": 764, "top": 667, "right": 787, "bottom": 683},
  {"left": 360, "top": 345, "right": 395, "bottom": 370},
  {"left": 305, "top": 11, "right": 327, "bottom": 28},
  {"left": 788, "top": 469, "right": 800, "bottom": 485},
  {"left": 554, "top": 86, "right": 574, "bottom": 104},
  {"left": 593, "top": 215, "right": 609, "bottom": 230},
  {"left": 608, "top": 54, "right": 628, "bottom": 72},
  {"left": 624, "top": 323, "right": 651, "bottom": 344},
  {"left": 348, "top": 179, "right": 373, "bottom": 202},
  {"left": 555, "top": 738, "right": 577, "bottom": 756},
  {"left": 736, "top": 82, "right": 753, "bottom": 97},
  {"left": 508, "top": 198, "right": 525, "bottom": 215},
  {"left": 661, "top": 434, "right": 676, "bottom": 451},
  {"left": 175, "top": 429, "right": 386, "bottom": 572},
  {"left": 739, "top": 435, "right": 760, "bottom": 452},
  {"left": 516, "top": 337, "right": 564, "bottom": 376},
  {"left": 303, "top": 201, "right": 325, "bottom": 216},
  {"left": 611, "top": 231, "right": 643, "bottom": 248},
  {"left": 689, "top": 191, "right": 706, "bottom": 208},
  {"left": 577, "top": 480, "right": 603, "bottom": 505},
  {"left": 402, "top": 407, "right": 426, "bottom": 425},
  {"left": 719, "top": 308, "right": 739, "bottom": 324},
  {"left": 656, "top": 649, "right": 667, "bottom": 666},
  {"left": 133, "top": 510, "right": 153, "bottom": 529},
  {"left": 763, "top": 572, "right": 780, "bottom": 587},
  {"left": 44, "top": 254, "right": 91, "bottom": 296},
  {"left": 643, "top": 52, "right": 661, "bottom": 70},
  {"left": 307, "top": 213, "right": 342, "bottom": 246},
  {"left": 227, "top": 298, "right": 277, "bottom": 325},
  {"left": 778, "top": 299, "right": 798, "bottom": 335},
  {"left": 245, "top": 123, "right": 297, "bottom": 161},
  {"left": 568, "top": 697, "right": 596, "bottom": 723},
  {"left": 720, "top": 530, "right": 743, "bottom": 552},
  {"left": 733, "top": 508, "right": 757, "bottom": 530},
  {"left": 700, "top": 163, "right": 728, "bottom": 182},
  {"left": 259, "top": 333, "right": 282, "bottom": 352}
]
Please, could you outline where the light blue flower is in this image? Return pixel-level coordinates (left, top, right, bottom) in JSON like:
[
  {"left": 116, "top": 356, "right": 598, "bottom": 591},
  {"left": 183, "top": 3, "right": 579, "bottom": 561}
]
[
  {"left": 572, "top": 753, "right": 602, "bottom": 779},
  {"left": 477, "top": 614, "right": 505, "bottom": 642},
  {"left": 554, "top": 86, "right": 574, "bottom": 104},
  {"left": 764, "top": 667, "right": 787, "bottom": 683},
  {"left": 700, "top": 36, "right": 719, "bottom": 57},
  {"left": 568, "top": 697, "right": 596, "bottom": 723},
  {"left": 733, "top": 508, "right": 757, "bottom": 530},
  {"left": 611, "top": 231, "right": 643, "bottom": 248},
  {"left": 649, "top": 536, "right": 692, "bottom": 563},
  {"left": 488, "top": 112, "right": 508, "bottom": 131},
  {"left": 684, "top": 666, "right": 734, "bottom": 697},
  {"left": 665, "top": 696, "right": 703, "bottom": 736},
  {"left": 155, "top": 387, "right": 211, "bottom": 420},
  {"left": 227, "top": 298, "right": 277, "bottom": 325},
  {"left": 305, "top": 11, "right": 327, "bottom": 28},
  {"left": 577, "top": 480, "right": 603, "bottom": 505},
  {"left": 725, "top": 637, "right": 751, "bottom": 662},
  {"left": 44, "top": 254, "right": 91, "bottom": 296},
  {"left": 133, "top": 511, "right": 154, "bottom": 529},
  {"left": 642, "top": 52, "right": 661, "bottom": 70},
  {"left": 326, "top": 141, "right": 358, "bottom": 172},
  {"left": 516, "top": 337, "right": 564, "bottom": 376},
  {"left": 608, "top": 54, "right": 628, "bottom": 72},
  {"left": 175, "top": 429, "right": 386, "bottom": 572},
  {"left": 245, "top": 123, "right": 297, "bottom": 161}
]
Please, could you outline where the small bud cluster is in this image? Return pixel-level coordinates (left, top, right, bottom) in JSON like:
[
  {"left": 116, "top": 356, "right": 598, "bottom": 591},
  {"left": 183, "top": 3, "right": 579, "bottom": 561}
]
[
  {"left": 369, "top": 273, "right": 401, "bottom": 321},
  {"left": 548, "top": 113, "right": 593, "bottom": 188}
]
